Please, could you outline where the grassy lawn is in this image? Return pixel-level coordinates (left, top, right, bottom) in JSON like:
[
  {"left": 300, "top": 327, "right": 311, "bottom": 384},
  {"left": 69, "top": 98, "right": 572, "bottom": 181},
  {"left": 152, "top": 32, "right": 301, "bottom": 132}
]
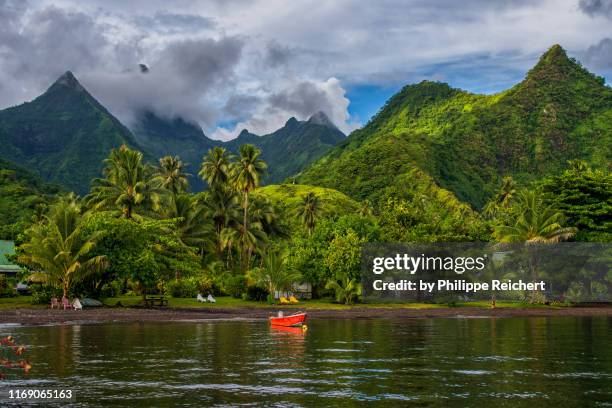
[
  {"left": 0, "top": 295, "right": 569, "bottom": 310},
  {"left": 454, "top": 300, "right": 569, "bottom": 308},
  {"left": 100, "top": 296, "right": 561, "bottom": 310},
  {"left": 0, "top": 296, "right": 45, "bottom": 310},
  {"left": 98, "top": 295, "right": 453, "bottom": 310}
]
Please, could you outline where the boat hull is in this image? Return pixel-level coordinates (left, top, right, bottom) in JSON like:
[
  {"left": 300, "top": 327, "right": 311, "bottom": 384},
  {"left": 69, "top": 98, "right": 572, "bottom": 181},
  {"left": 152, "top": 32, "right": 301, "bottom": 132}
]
[{"left": 269, "top": 312, "right": 307, "bottom": 327}]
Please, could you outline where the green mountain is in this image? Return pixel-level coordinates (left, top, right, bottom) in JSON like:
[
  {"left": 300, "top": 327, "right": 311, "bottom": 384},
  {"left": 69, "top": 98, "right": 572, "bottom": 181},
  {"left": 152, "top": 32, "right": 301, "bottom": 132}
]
[
  {"left": 131, "top": 111, "right": 219, "bottom": 191},
  {"left": 225, "top": 112, "right": 346, "bottom": 183},
  {"left": 0, "top": 71, "right": 145, "bottom": 194},
  {"left": 0, "top": 158, "right": 61, "bottom": 239},
  {"left": 299, "top": 45, "right": 612, "bottom": 209},
  {"left": 132, "top": 111, "right": 345, "bottom": 189}
]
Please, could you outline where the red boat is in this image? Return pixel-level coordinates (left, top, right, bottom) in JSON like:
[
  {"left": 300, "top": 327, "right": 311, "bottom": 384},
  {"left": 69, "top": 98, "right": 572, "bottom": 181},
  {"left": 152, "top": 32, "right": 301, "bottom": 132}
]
[{"left": 269, "top": 311, "right": 307, "bottom": 327}]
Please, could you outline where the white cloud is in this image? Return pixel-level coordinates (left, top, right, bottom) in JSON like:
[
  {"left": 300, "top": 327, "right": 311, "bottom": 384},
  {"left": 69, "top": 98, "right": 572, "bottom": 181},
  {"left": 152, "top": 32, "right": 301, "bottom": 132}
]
[{"left": 212, "top": 77, "right": 359, "bottom": 140}]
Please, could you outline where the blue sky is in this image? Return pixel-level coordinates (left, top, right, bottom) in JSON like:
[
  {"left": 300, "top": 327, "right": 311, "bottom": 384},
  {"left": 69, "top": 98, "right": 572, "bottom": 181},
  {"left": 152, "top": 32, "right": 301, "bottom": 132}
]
[
  {"left": 345, "top": 85, "right": 399, "bottom": 125},
  {"left": 1, "top": 0, "right": 611, "bottom": 139}
]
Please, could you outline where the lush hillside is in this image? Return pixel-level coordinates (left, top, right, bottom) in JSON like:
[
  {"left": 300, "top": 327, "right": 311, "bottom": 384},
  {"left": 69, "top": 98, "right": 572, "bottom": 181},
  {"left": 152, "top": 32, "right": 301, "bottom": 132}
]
[
  {"left": 0, "top": 158, "right": 61, "bottom": 239},
  {"left": 377, "top": 168, "right": 489, "bottom": 242},
  {"left": 299, "top": 45, "right": 612, "bottom": 209},
  {"left": 0, "top": 72, "right": 145, "bottom": 194},
  {"left": 225, "top": 112, "right": 346, "bottom": 184},
  {"left": 253, "top": 183, "right": 359, "bottom": 232}
]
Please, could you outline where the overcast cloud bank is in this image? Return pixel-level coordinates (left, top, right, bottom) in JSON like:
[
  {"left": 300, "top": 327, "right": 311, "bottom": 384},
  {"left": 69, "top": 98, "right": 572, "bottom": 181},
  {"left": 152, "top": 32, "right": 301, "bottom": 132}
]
[{"left": 0, "top": 0, "right": 610, "bottom": 140}]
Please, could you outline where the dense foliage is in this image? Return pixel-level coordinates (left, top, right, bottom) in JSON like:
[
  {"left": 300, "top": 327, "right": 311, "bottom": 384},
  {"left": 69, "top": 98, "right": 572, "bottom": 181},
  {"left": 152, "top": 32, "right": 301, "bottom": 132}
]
[
  {"left": 18, "top": 196, "right": 108, "bottom": 298},
  {"left": 252, "top": 184, "right": 360, "bottom": 233},
  {"left": 539, "top": 162, "right": 611, "bottom": 242},
  {"left": 0, "top": 158, "right": 61, "bottom": 240},
  {"left": 378, "top": 169, "right": 489, "bottom": 242}
]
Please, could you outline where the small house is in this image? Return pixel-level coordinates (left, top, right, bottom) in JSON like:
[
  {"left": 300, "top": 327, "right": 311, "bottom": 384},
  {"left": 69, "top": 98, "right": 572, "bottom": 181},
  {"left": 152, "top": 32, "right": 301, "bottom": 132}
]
[{"left": 0, "top": 240, "right": 20, "bottom": 278}]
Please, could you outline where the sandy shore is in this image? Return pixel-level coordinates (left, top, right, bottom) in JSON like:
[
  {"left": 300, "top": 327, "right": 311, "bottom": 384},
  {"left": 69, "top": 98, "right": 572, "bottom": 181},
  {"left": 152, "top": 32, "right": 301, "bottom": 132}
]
[{"left": 1, "top": 306, "right": 611, "bottom": 326}]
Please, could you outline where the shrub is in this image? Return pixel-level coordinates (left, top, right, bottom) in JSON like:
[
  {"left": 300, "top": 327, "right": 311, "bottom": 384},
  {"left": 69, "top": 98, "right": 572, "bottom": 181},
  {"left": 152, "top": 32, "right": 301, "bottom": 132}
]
[
  {"left": 100, "top": 280, "right": 123, "bottom": 298},
  {"left": 222, "top": 275, "right": 246, "bottom": 298},
  {"left": 246, "top": 285, "right": 269, "bottom": 301},
  {"left": 210, "top": 277, "right": 224, "bottom": 296},
  {"left": 0, "top": 276, "right": 15, "bottom": 298},
  {"left": 167, "top": 278, "right": 198, "bottom": 298},
  {"left": 195, "top": 277, "right": 214, "bottom": 295},
  {"left": 0, "top": 275, "right": 7, "bottom": 292},
  {"left": 31, "top": 285, "right": 60, "bottom": 304}
]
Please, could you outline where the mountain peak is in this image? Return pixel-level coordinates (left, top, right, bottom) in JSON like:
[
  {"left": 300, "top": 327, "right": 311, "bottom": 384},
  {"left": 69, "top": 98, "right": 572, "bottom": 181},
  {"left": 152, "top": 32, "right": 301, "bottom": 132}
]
[
  {"left": 0, "top": 71, "right": 140, "bottom": 194},
  {"left": 531, "top": 44, "right": 573, "bottom": 72},
  {"left": 307, "top": 111, "right": 338, "bottom": 130},
  {"left": 50, "top": 71, "right": 84, "bottom": 92},
  {"left": 516, "top": 44, "right": 604, "bottom": 97},
  {"left": 285, "top": 117, "right": 298, "bottom": 127},
  {"left": 540, "top": 44, "right": 568, "bottom": 63}
]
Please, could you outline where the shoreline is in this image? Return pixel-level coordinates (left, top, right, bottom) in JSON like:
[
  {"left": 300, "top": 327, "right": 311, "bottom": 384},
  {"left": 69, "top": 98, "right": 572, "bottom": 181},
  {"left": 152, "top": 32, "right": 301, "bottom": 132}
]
[{"left": 2, "top": 306, "right": 612, "bottom": 326}]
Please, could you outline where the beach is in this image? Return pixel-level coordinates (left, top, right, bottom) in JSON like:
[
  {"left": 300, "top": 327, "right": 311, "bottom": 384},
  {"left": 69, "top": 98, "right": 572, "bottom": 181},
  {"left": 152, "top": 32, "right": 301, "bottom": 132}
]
[{"left": 3, "top": 305, "right": 612, "bottom": 326}]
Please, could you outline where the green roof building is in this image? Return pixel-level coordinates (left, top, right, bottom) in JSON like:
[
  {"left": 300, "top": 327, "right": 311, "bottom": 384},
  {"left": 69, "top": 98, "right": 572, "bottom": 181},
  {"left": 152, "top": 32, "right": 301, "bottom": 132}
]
[{"left": 0, "top": 240, "right": 21, "bottom": 276}]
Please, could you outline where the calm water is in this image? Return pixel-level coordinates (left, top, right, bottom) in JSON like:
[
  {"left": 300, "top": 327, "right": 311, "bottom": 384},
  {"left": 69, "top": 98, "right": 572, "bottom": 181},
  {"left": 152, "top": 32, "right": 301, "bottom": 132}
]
[{"left": 1, "top": 317, "right": 611, "bottom": 407}]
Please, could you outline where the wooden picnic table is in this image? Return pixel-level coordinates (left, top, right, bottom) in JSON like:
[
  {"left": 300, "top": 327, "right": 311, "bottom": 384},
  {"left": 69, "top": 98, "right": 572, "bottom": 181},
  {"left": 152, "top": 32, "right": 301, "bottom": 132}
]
[{"left": 144, "top": 295, "right": 168, "bottom": 308}]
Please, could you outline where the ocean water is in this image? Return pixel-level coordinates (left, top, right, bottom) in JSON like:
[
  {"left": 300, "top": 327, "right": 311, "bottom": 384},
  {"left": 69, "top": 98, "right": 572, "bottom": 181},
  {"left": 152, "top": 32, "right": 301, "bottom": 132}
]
[{"left": 0, "top": 317, "right": 611, "bottom": 407}]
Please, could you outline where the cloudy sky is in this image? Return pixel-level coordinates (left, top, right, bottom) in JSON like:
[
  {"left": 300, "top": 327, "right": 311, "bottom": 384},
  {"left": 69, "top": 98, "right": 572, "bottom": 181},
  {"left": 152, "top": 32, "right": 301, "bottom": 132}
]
[{"left": 0, "top": 0, "right": 611, "bottom": 140}]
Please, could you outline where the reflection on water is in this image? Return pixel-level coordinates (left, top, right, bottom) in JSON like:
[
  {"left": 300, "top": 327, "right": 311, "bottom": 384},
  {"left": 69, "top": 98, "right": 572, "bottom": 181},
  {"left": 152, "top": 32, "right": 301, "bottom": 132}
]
[{"left": 0, "top": 317, "right": 611, "bottom": 407}]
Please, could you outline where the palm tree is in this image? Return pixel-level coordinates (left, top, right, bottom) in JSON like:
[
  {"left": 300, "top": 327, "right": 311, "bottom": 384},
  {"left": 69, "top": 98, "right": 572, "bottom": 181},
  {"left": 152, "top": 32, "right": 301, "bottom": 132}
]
[
  {"left": 158, "top": 193, "right": 212, "bottom": 280},
  {"left": 235, "top": 219, "right": 268, "bottom": 271},
  {"left": 567, "top": 159, "right": 589, "bottom": 173},
  {"left": 493, "top": 190, "right": 576, "bottom": 243},
  {"left": 154, "top": 155, "right": 190, "bottom": 196},
  {"left": 232, "top": 144, "right": 267, "bottom": 271},
  {"left": 203, "top": 189, "right": 241, "bottom": 259},
  {"left": 249, "top": 249, "right": 301, "bottom": 296},
  {"left": 250, "top": 197, "right": 288, "bottom": 239},
  {"left": 325, "top": 276, "right": 362, "bottom": 305},
  {"left": 87, "top": 145, "right": 160, "bottom": 219},
  {"left": 298, "top": 192, "right": 320, "bottom": 235},
  {"left": 199, "top": 147, "right": 233, "bottom": 191},
  {"left": 483, "top": 176, "right": 516, "bottom": 219},
  {"left": 498, "top": 176, "right": 517, "bottom": 206},
  {"left": 18, "top": 199, "right": 108, "bottom": 298},
  {"left": 219, "top": 226, "right": 239, "bottom": 269},
  {"left": 219, "top": 223, "right": 266, "bottom": 271},
  {"left": 494, "top": 189, "right": 577, "bottom": 302},
  {"left": 359, "top": 200, "right": 373, "bottom": 217},
  {"left": 165, "top": 194, "right": 212, "bottom": 251}
]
